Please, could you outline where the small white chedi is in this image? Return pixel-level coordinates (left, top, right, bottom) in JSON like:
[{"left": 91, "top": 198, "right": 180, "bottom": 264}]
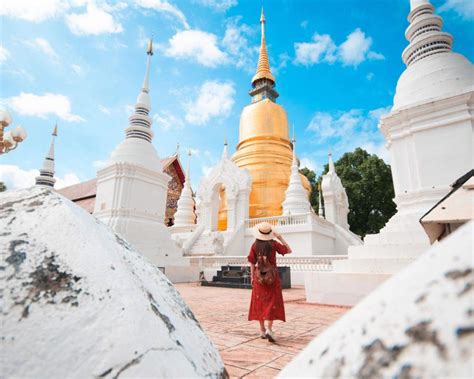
[
  {"left": 1, "top": 187, "right": 225, "bottom": 378},
  {"left": 280, "top": 222, "right": 474, "bottom": 378},
  {"left": 93, "top": 40, "right": 192, "bottom": 280},
  {"left": 307, "top": 0, "right": 474, "bottom": 305}
]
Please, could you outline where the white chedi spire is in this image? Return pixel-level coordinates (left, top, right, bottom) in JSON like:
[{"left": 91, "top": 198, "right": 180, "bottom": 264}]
[
  {"left": 403, "top": 0, "right": 452, "bottom": 67},
  {"left": 318, "top": 182, "right": 324, "bottom": 218},
  {"left": 222, "top": 137, "right": 228, "bottom": 159},
  {"left": 126, "top": 38, "right": 154, "bottom": 142},
  {"left": 173, "top": 150, "right": 197, "bottom": 226},
  {"left": 282, "top": 138, "right": 311, "bottom": 215},
  {"left": 35, "top": 124, "right": 58, "bottom": 188},
  {"left": 321, "top": 151, "right": 350, "bottom": 229}
]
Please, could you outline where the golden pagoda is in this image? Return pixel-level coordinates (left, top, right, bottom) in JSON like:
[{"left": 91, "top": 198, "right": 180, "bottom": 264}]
[{"left": 228, "top": 8, "right": 310, "bottom": 222}]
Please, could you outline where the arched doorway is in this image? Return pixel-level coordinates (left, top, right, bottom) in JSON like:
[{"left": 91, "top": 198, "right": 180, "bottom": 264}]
[{"left": 210, "top": 183, "right": 227, "bottom": 231}]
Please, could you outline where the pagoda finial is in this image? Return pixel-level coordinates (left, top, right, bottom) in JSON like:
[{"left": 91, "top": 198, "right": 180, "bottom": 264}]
[
  {"left": 175, "top": 142, "right": 180, "bottom": 156},
  {"left": 142, "top": 38, "right": 153, "bottom": 93},
  {"left": 403, "top": 0, "right": 452, "bottom": 67},
  {"left": 35, "top": 123, "right": 58, "bottom": 188},
  {"left": 186, "top": 148, "right": 192, "bottom": 180},
  {"left": 318, "top": 182, "right": 324, "bottom": 218},
  {"left": 328, "top": 150, "right": 335, "bottom": 173},
  {"left": 251, "top": 7, "right": 275, "bottom": 85},
  {"left": 222, "top": 137, "right": 228, "bottom": 159}
]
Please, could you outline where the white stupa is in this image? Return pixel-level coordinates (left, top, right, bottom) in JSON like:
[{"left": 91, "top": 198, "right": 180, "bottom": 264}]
[
  {"left": 173, "top": 150, "right": 197, "bottom": 227},
  {"left": 94, "top": 39, "right": 186, "bottom": 275},
  {"left": 35, "top": 124, "right": 58, "bottom": 188},
  {"left": 1, "top": 187, "right": 225, "bottom": 378},
  {"left": 282, "top": 138, "right": 311, "bottom": 215},
  {"left": 320, "top": 152, "right": 350, "bottom": 230},
  {"left": 307, "top": 0, "right": 474, "bottom": 306}
]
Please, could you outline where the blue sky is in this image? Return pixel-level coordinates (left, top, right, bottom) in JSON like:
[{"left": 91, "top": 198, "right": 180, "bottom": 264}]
[{"left": 1, "top": 0, "right": 473, "bottom": 190}]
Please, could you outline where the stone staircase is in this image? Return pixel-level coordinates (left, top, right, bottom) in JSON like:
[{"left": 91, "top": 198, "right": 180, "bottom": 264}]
[
  {"left": 202, "top": 265, "right": 292, "bottom": 289},
  {"left": 187, "top": 231, "right": 224, "bottom": 256}
]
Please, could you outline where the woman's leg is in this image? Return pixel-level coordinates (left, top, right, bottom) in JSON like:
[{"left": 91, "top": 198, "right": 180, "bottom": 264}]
[
  {"left": 259, "top": 320, "right": 265, "bottom": 333},
  {"left": 266, "top": 320, "right": 273, "bottom": 331}
]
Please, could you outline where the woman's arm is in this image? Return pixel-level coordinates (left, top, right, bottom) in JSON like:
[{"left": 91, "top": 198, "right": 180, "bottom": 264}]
[{"left": 273, "top": 232, "right": 292, "bottom": 254}]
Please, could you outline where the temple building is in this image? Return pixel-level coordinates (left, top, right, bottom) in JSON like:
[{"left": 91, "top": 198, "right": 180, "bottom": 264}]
[{"left": 58, "top": 154, "right": 185, "bottom": 223}]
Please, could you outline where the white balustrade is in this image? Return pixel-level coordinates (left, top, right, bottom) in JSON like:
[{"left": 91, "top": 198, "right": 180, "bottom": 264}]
[
  {"left": 189, "top": 255, "right": 346, "bottom": 272},
  {"left": 244, "top": 213, "right": 311, "bottom": 229}
]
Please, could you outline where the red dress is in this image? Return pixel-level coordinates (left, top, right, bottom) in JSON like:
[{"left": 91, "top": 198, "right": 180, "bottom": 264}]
[{"left": 247, "top": 240, "right": 289, "bottom": 322}]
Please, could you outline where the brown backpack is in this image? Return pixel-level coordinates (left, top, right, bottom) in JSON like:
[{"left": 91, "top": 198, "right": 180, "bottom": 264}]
[{"left": 255, "top": 250, "right": 277, "bottom": 286}]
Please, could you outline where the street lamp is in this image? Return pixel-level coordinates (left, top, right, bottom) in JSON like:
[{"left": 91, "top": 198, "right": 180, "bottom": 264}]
[{"left": 0, "top": 110, "right": 27, "bottom": 154}]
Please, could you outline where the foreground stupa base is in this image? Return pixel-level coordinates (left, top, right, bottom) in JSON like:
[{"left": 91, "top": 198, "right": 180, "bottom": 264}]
[{"left": 305, "top": 207, "right": 433, "bottom": 306}]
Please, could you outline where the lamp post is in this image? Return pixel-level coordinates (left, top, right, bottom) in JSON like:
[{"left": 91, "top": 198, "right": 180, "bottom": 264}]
[{"left": 0, "top": 110, "right": 27, "bottom": 154}]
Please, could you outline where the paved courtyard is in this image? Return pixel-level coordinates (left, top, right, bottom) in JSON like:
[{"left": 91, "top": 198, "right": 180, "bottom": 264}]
[{"left": 176, "top": 283, "right": 349, "bottom": 378}]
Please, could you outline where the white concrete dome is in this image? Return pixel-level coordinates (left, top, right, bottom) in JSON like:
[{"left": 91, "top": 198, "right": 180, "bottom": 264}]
[
  {"left": 393, "top": 52, "right": 474, "bottom": 111},
  {"left": 108, "top": 137, "right": 163, "bottom": 172}
]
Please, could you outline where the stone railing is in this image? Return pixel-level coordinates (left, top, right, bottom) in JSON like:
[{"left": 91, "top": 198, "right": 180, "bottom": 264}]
[
  {"left": 189, "top": 255, "right": 347, "bottom": 272},
  {"left": 244, "top": 213, "right": 311, "bottom": 229}
]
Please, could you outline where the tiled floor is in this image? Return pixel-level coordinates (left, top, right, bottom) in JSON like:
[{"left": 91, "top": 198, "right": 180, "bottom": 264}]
[{"left": 176, "top": 283, "right": 349, "bottom": 378}]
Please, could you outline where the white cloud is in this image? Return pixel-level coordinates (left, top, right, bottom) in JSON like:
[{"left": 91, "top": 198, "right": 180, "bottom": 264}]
[
  {"left": 306, "top": 106, "right": 391, "bottom": 162},
  {"left": 185, "top": 81, "right": 235, "bottom": 125},
  {"left": 339, "top": 28, "right": 384, "bottom": 66},
  {"left": 300, "top": 157, "right": 317, "bottom": 172},
  {"left": 153, "top": 111, "right": 184, "bottom": 131},
  {"left": 56, "top": 173, "right": 81, "bottom": 189},
  {"left": 294, "top": 28, "right": 383, "bottom": 67},
  {"left": 24, "top": 38, "right": 59, "bottom": 60},
  {"left": 440, "top": 0, "right": 474, "bottom": 20},
  {"left": 294, "top": 34, "right": 337, "bottom": 65},
  {"left": 71, "top": 64, "right": 85, "bottom": 76},
  {"left": 135, "top": 0, "right": 189, "bottom": 29},
  {"left": 366, "top": 72, "right": 374, "bottom": 81},
  {"left": 0, "top": 45, "right": 10, "bottom": 63},
  {"left": 195, "top": 0, "right": 237, "bottom": 12},
  {"left": 222, "top": 17, "right": 256, "bottom": 71},
  {"left": 5, "top": 92, "right": 85, "bottom": 122},
  {"left": 0, "top": 165, "right": 80, "bottom": 190},
  {"left": 202, "top": 165, "right": 213, "bottom": 177},
  {"left": 66, "top": 4, "right": 123, "bottom": 35},
  {"left": 124, "top": 104, "right": 135, "bottom": 115},
  {"left": 0, "top": 0, "right": 68, "bottom": 22},
  {"left": 165, "top": 30, "right": 228, "bottom": 67},
  {"left": 98, "top": 105, "right": 111, "bottom": 115}
]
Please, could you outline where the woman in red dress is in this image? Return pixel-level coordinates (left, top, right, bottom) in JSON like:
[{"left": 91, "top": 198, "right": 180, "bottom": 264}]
[{"left": 248, "top": 222, "right": 292, "bottom": 342}]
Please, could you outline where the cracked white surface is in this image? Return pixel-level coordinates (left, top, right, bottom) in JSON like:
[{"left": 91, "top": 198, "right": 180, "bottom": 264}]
[
  {"left": 1, "top": 187, "right": 226, "bottom": 378},
  {"left": 279, "top": 222, "right": 474, "bottom": 378}
]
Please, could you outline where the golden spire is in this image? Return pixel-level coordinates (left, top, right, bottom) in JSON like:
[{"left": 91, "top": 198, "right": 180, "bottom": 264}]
[{"left": 251, "top": 7, "right": 275, "bottom": 85}]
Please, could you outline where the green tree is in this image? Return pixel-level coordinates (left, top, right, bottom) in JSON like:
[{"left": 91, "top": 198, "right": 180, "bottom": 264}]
[
  {"left": 321, "top": 148, "right": 396, "bottom": 237},
  {"left": 0, "top": 182, "right": 6, "bottom": 192}
]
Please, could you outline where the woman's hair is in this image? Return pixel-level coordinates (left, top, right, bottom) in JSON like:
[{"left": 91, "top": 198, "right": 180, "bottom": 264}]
[{"left": 255, "top": 239, "right": 273, "bottom": 257}]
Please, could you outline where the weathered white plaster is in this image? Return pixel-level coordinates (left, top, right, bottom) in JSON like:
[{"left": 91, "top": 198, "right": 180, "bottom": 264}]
[
  {"left": 280, "top": 221, "right": 474, "bottom": 378},
  {"left": 1, "top": 187, "right": 225, "bottom": 378}
]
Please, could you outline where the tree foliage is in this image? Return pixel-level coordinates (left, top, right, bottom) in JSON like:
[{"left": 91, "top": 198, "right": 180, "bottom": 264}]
[
  {"left": 299, "top": 167, "right": 319, "bottom": 213},
  {"left": 300, "top": 148, "right": 396, "bottom": 238},
  {"left": 0, "top": 182, "right": 6, "bottom": 193}
]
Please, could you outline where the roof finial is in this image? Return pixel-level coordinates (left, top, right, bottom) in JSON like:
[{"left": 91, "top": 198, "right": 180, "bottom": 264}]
[
  {"left": 251, "top": 7, "right": 275, "bottom": 84},
  {"left": 175, "top": 142, "right": 180, "bottom": 156}
]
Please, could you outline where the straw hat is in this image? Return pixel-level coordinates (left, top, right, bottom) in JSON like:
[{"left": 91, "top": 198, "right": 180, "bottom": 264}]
[{"left": 254, "top": 222, "right": 274, "bottom": 241}]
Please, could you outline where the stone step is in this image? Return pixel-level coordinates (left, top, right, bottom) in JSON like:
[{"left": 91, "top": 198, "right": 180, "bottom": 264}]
[{"left": 212, "top": 276, "right": 250, "bottom": 284}]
